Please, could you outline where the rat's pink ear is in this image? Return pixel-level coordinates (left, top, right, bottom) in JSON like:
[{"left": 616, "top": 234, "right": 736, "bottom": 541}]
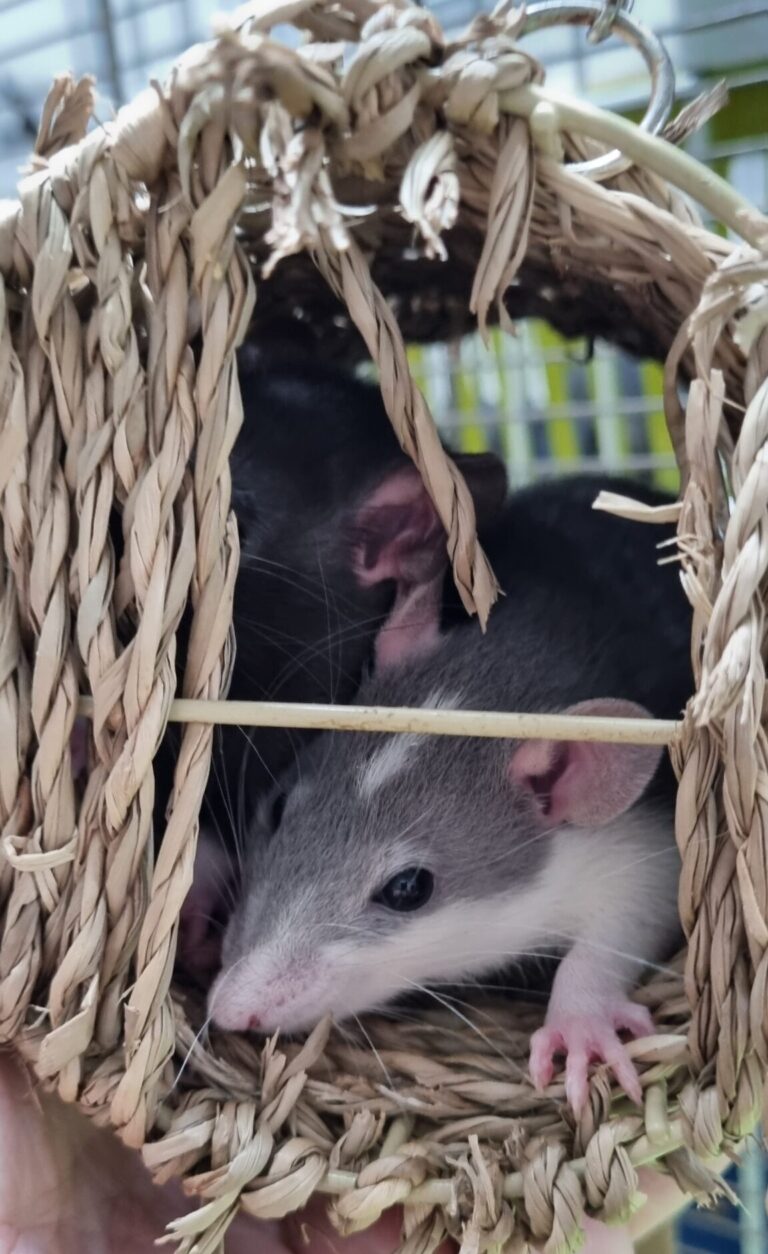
[
  {"left": 509, "top": 699, "right": 662, "bottom": 828},
  {"left": 352, "top": 454, "right": 506, "bottom": 673},
  {"left": 373, "top": 570, "right": 445, "bottom": 672},
  {"left": 352, "top": 465, "right": 444, "bottom": 672},
  {"left": 353, "top": 465, "right": 444, "bottom": 592}
]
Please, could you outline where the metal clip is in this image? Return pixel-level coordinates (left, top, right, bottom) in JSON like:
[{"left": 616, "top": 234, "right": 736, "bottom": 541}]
[
  {"left": 587, "top": 0, "right": 634, "bottom": 45},
  {"left": 519, "top": 2, "right": 674, "bottom": 181}
]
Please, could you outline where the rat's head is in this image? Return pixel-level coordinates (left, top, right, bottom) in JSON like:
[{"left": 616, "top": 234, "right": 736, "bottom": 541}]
[
  {"left": 210, "top": 698, "right": 519, "bottom": 1033},
  {"left": 210, "top": 664, "right": 662, "bottom": 1035}
]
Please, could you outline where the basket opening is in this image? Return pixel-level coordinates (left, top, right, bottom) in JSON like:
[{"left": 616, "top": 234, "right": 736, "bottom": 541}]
[{"left": 163, "top": 319, "right": 691, "bottom": 1133}]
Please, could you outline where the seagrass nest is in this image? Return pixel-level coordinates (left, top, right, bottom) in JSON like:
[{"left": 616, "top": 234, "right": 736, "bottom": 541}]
[{"left": 2, "top": 0, "right": 768, "bottom": 1249}]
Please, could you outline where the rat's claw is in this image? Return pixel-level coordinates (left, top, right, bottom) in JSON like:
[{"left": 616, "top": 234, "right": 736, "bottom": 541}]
[
  {"left": 529, "top": 1026, "right": 559, "bottom": 1092},
  {"left": 602, "top": 1040, "right": 643, "bottom": 1107},
  {"left": 564, "top": 1045, "right": 590, "bottom": 1114}
]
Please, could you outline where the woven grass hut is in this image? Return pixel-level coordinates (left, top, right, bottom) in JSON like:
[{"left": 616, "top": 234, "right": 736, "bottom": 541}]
[{"left": 1, "top": 1, "right": 768, "bottom": 1249}]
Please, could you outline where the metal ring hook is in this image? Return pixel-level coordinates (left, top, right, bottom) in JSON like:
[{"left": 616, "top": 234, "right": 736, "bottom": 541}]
[
  {"left": 587, "top": 0, "right": 634, "bottom": 45},
  {"left": 519, "top": 2, "right": 675, "bottom": 181}
]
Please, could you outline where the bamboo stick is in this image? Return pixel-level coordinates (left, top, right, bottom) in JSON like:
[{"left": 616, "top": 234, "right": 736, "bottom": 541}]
[{"left": 76, "top": 695, "right": 680, "bottom": 745}]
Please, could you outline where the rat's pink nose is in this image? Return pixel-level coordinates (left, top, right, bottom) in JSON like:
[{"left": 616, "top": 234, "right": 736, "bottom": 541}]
[{"left": 247, "top": 1013, "right": 261, "bottom": 1032}]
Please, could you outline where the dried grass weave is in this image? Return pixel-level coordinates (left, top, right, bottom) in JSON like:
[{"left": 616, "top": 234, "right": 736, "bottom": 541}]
[{"left": 1, "top": 1, "right": 768, "bottom": 1250}]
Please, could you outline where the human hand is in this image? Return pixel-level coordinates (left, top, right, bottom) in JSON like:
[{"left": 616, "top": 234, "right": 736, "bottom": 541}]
[{"left": 3, "top": 1048, "right": 691, "bottom": 1254}]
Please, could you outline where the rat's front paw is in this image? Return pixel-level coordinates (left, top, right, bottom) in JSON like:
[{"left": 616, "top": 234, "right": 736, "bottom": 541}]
[{"left": 529, "top": 1001, "right": 653, "bottom": 1114}]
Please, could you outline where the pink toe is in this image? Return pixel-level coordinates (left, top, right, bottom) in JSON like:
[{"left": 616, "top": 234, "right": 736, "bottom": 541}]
[
  {"left": 529, "top": 1028, "right": 559, "bottom": 1091},
  {"left": 605, "top": 1047, "right": 643, "bottom": 1105},
  {"left": 530, "top": 1058, "right": 554, "bottom": 1092},
  {"left": 565, "top": 1049, "right": 590, "bottom": 1114}
]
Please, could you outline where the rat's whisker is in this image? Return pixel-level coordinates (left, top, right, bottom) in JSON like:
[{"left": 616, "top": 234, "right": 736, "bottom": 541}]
[
  {"left": 350, "top": 1011, "right": 394, "bottom": 1091},
  {"left": 401, "top": 978, "right": 520, "bottom": 1071},
  {"left": 168, "top": 1010, "right": 215, "bottom": 1098}
]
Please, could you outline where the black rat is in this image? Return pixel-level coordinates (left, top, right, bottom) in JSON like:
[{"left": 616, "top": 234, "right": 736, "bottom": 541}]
[{"left": 170, "top": 347, "right": 506, "bottom": 817}]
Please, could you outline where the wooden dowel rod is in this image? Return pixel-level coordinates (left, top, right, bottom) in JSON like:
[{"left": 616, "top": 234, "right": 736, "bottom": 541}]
[{"left": 76, "top": 695, "right": 680, "bottom": 745}]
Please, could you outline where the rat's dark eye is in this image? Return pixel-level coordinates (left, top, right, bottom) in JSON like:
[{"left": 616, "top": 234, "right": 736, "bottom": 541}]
[
  {"left": 268, "top": 790, "right": 287, "bottom": 833},
  {"left": 372, "top": 867, "right": 434, "bottom": 912}
]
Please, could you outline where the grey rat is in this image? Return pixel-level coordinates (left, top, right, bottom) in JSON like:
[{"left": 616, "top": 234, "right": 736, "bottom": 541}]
[{"left": 210, "top": 485, "right": 689, "bottom": 1112}]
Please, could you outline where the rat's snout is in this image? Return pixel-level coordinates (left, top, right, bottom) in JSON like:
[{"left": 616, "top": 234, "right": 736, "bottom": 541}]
[
  {"left": 208, "top": 949, "right": 330, "bottom": 1035},
  {"left": 207, "top": 974, "right": 249, "bottom": 1033},
  {"left": 209, "top": 966, "right": 274, "bottom": 1033}
]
